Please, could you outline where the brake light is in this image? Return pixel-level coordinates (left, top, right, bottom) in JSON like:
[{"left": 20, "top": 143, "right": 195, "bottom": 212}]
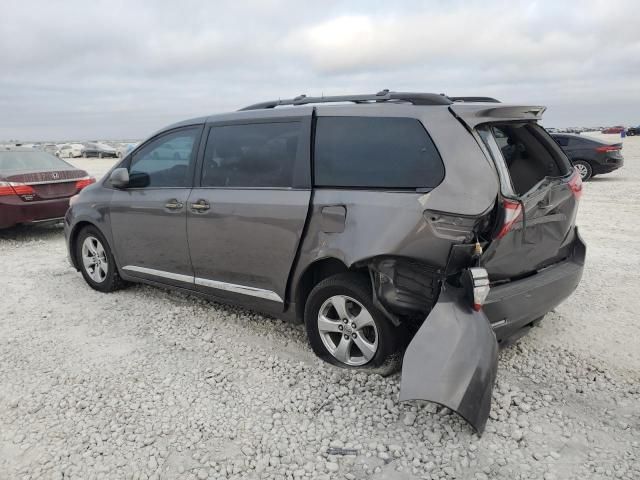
[
  {"left": 568, "top": 170, "right": 583, "bottom": 200},
  {"left": 75, "top": 177, "right": 96, "bottom": 191},
  {"left": 495, "top": 199, "right": 522, "bottom": 239},
  {"left": 595, "top": 145, "right": 621, "bottom": 153},
  {"left": 0, "top": 181, "right": 35, "bottom": 197},
  {"left": 0, "top": 182, "right": 14, "bottom": 196}
]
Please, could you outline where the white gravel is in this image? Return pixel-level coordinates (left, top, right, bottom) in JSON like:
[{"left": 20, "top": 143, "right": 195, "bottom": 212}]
[{"left": 1, "top": 136, "right": 638, "bottom": 479}]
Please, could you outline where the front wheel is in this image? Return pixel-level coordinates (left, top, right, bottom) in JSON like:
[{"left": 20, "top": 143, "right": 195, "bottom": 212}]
[
  {"left": 304, "top": 273, "right": 399, "bottom": 368},
  {"left": 75, "top": 226, "right": 126, "bottom": 292},
  {"left": 573, "top": 160, "right": 593, "bottom": 181}
]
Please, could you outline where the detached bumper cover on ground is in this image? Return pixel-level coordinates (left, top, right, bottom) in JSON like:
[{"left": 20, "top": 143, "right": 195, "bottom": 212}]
[
  {"left": 399, "top": 289, "right": 498, "bottom": 434},
  {"left": 399, "top": 230, "right": 586, "bottom": 434}
]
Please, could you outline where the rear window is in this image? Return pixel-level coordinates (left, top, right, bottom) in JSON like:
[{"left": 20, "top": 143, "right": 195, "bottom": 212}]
[
  {"left": 314, "top": 117, "right": 444, "bottom": 189},
  {"left": 478, "top": 123, "right": 572, "bottom": 196},
  {"left": 0, "top": 151, "right": 73, "bottom": 171}
]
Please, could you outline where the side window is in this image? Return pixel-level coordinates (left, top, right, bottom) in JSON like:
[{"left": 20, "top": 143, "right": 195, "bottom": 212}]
[
  {"left": 201, "top": 122, "right": 300, "bottom": 188},
  {"left": 554, "top": 136, "right": 569, "bottom": 147},
  {"left": 314, "top": 117, "right": 444, "bottom": 189},
  {"left": 129, "top": 127, "right": 199, "bottom": 188}
]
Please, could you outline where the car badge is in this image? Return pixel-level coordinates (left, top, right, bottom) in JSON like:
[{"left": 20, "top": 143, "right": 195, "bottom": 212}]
[{"left": 51, "top": 172, "right": 60, "bottom": 179}]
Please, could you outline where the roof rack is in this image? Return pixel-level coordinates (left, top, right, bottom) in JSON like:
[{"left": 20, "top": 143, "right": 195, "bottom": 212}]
[
  {"left": 238, "top": 89, "right": 455, "bottom": 111},
  {"left": 448, "top": 96, "right": 500, "bottom": 103}
]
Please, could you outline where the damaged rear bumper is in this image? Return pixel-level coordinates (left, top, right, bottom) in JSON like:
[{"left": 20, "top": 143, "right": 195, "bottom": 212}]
[
  {"left": 399, "top": 289, "right": 498, "bottom": 434},
  {"left": 485, "top": 228, "right": 586, "bottom": 340},
  {"left": 398, "top": 230, "right": 585, "bottom": 434}
]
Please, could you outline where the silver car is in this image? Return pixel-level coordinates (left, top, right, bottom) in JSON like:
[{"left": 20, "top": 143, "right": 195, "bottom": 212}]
[{"left": 64, "top": 91, "right": 586, "bottom": 433}]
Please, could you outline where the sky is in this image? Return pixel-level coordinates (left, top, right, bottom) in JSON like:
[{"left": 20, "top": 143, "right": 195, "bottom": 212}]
[{"left": 1, "top": 0, "right": 639, "bottom": 141}]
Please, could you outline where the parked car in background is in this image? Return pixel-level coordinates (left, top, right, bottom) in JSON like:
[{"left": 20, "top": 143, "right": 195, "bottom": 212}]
[
  {"left": 0, "top": 148, "right": 95, "bottom": 228},
  {"left": 65, "top": 91, "right": 586, "bottom": 433},
  {"left": 601, "top": 126, "right": 625, "bottom": 134},
  {"left": 41, "top": 143, "right": 59, "bottom": 155},
  {"left": 551, "top": 133, "right": 623, "bottom": 180},
  {"left": 57, "top": 143, "right": 85, "bottom": 158},
  {"left": 81, "top": 143, "right": 119, "bottom": 158},
  {"left": 626, "top": 126, "right": 640, "bottom": 136}
]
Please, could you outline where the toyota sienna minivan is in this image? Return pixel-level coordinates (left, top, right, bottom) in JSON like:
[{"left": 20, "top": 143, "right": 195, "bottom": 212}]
[{"left": 65, "top": 90, "right": 585, "bottom": 432}]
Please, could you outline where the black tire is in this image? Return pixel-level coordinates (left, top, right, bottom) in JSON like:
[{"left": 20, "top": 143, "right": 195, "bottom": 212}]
[
  {"left": 304, "top": 272, "right": 399, "bottom": 369},
  {"left": 75, "top": 226, "right": 126, "bottom": 293},
  {"left": 573, "top": 160, "right": 593, "bottom": 181}
]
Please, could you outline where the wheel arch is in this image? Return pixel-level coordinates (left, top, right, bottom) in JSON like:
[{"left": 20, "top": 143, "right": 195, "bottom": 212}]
[
  {"left": 294, "top": 257, "right": 364, "bottom": 323},
  {"left": 68, "top": 221, "right": 107, "bottom": 270}
]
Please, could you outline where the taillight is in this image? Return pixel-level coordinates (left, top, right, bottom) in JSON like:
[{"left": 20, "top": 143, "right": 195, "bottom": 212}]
[
  {"left": 461, "top": 267, "right": 491, "bottom": 311},
  {"left": 595, "top": 145, "right": 621, "bottom": 153},
  {"left": 75, "top": 177, "right": 96, "bottom": 191},
  {"left": 0, "top": 182, "right": 14, "bottom": 196},
  {"left": 495, "top": 199, "right": 522, "bottom": 239},
  {"left": 0, "top": 181, "right": 35, "bottom": 197},
  {"left": 568, "top": 170, "right": 583, "bottom": 200}
]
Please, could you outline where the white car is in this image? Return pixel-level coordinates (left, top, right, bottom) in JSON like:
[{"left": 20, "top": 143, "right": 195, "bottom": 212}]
[{"left": 57, "top": 143, "right": 85, "bottom": 158}]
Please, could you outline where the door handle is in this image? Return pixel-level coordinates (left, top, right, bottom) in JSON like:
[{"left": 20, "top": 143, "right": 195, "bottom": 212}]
[
  {"left": 165, "top": 199, "right": 184, "bottom": 210},
  {"left": 190, "top": 200, "right": 210, "bottom": 212}
]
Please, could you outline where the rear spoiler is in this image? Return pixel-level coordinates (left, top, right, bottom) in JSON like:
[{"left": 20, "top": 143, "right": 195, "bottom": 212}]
[{"left": 449, "top": 104, "right": 547, "bottom": 128}]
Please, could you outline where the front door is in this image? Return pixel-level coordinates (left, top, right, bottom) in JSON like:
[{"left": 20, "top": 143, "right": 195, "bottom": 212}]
[
  {"left": 186, "top": 117, "right": 312, "bottom": 309},
  {"left": 109, "top": 125, "right": 203, "bottom": 287}
]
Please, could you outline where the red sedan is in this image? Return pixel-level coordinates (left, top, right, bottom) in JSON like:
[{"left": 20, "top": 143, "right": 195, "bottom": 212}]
[
  {"left": 601, "top": 126, "right": 625, "bottom": 134},
  {"left": 0, "top": 148, "right": 95, "bottom": 229}
]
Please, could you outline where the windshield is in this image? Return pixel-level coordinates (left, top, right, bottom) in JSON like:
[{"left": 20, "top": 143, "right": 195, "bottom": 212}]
[{"left": 0, "top": 151, "right": 74, "bottom": 172}]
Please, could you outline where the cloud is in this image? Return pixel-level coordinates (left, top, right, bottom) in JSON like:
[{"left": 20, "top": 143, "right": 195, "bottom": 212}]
[{"left": 1, "top": 0, "right": 639, "bottom": 139}]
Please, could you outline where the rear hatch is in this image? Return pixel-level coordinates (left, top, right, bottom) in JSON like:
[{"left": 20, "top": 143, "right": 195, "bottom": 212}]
[{"left": 450, "top": 104, "right": 582, "bottom": 281}]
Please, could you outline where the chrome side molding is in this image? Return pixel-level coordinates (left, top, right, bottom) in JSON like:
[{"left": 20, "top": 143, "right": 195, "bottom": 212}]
[
  {"left": 121, "top": 265, "right": 282, "bottom": 302},
  {"left": 194, "top": 277, "right": 283, "bottom": 302},
  {"left": 122, "top": 265, "right": 194, "bottom": 284}
]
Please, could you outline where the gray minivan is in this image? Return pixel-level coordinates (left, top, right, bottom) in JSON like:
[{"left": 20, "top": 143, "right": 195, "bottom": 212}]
[{"left": 64, "top": 91, "right": 585, "bottom": 432}]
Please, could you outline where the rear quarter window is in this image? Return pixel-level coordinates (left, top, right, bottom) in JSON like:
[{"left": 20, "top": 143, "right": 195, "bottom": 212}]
[{"left": 314, "top": 117, "right": 444, "bottom": 189}]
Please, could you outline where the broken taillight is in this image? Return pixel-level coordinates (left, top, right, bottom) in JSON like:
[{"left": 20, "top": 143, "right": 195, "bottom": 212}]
[
  {"left": 568, "top": 170, "right": 583, "bottom": 200},
  {"left": 495, "top": 199, "right": 522, "bottom": 239},
  {"left": 463, "top": 267, "right": 491, "bottom": 311}
]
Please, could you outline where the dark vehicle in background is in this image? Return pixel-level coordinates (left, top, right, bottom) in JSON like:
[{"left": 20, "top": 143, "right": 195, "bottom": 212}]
[
  {"left": 65, "top": 91, "right": 585, "bottom": 433},
  {"left": 551, "top": 133, "right": 623, "bottom": 180},
  {"left": 81, "top": 143, "right": 119, "bottom": 158},
  {"left": 601, "top": 126, "right": 625, "bottom": 134},
  {"left": 0, "top": 148, "right": 95, "bottom": 229},
  {"left": 626, "top": 126, "right": 640, "bottom": 136}
]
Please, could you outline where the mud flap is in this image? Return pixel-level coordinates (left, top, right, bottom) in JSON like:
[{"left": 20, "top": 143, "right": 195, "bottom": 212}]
[{"left": 399, "top": 288, "right": 498, "bottom": 434}]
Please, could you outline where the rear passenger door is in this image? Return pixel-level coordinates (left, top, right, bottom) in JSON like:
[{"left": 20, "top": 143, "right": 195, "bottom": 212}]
[{"left": 186, "top": 115, "right": 312, "bottom": 309}]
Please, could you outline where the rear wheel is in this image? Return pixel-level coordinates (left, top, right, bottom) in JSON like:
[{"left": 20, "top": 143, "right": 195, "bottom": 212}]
[
  {"left": 75, "top": 226, "right": 126, "bottom": 292},
  {"left": 573, "top": 160, "right": 593, "bottom": 181},
  {"left": 304, "top": 273, "right": 399, "bottom": 368}
]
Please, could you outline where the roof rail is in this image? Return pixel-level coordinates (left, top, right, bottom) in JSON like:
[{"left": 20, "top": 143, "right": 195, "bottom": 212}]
[
  {"left": 448, "top": 96, "right": 500, "bottom": 103},
  {"left": 238, "top": 89, "right": 453, "bottom": 111}
]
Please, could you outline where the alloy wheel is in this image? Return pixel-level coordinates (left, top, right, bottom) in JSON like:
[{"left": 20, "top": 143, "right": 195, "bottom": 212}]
[
  {"left": 81, "top": 236, "right": 109, "bottom": 283},
  {"left": 574, "top": 163, "right": 589, "bottom": 180},
  {"left": 317, "top": 295, "right": 379, "bottom": 366}
]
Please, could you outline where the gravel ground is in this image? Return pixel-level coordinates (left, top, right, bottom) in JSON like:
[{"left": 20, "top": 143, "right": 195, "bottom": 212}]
[{"left": 1, "top": 136, "right": 638, "bottom": 479}]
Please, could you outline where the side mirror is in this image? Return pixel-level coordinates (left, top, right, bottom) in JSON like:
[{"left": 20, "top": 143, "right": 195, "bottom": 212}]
[{"left": 110, "top": 168, "right": 130, "bottom": 188}]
